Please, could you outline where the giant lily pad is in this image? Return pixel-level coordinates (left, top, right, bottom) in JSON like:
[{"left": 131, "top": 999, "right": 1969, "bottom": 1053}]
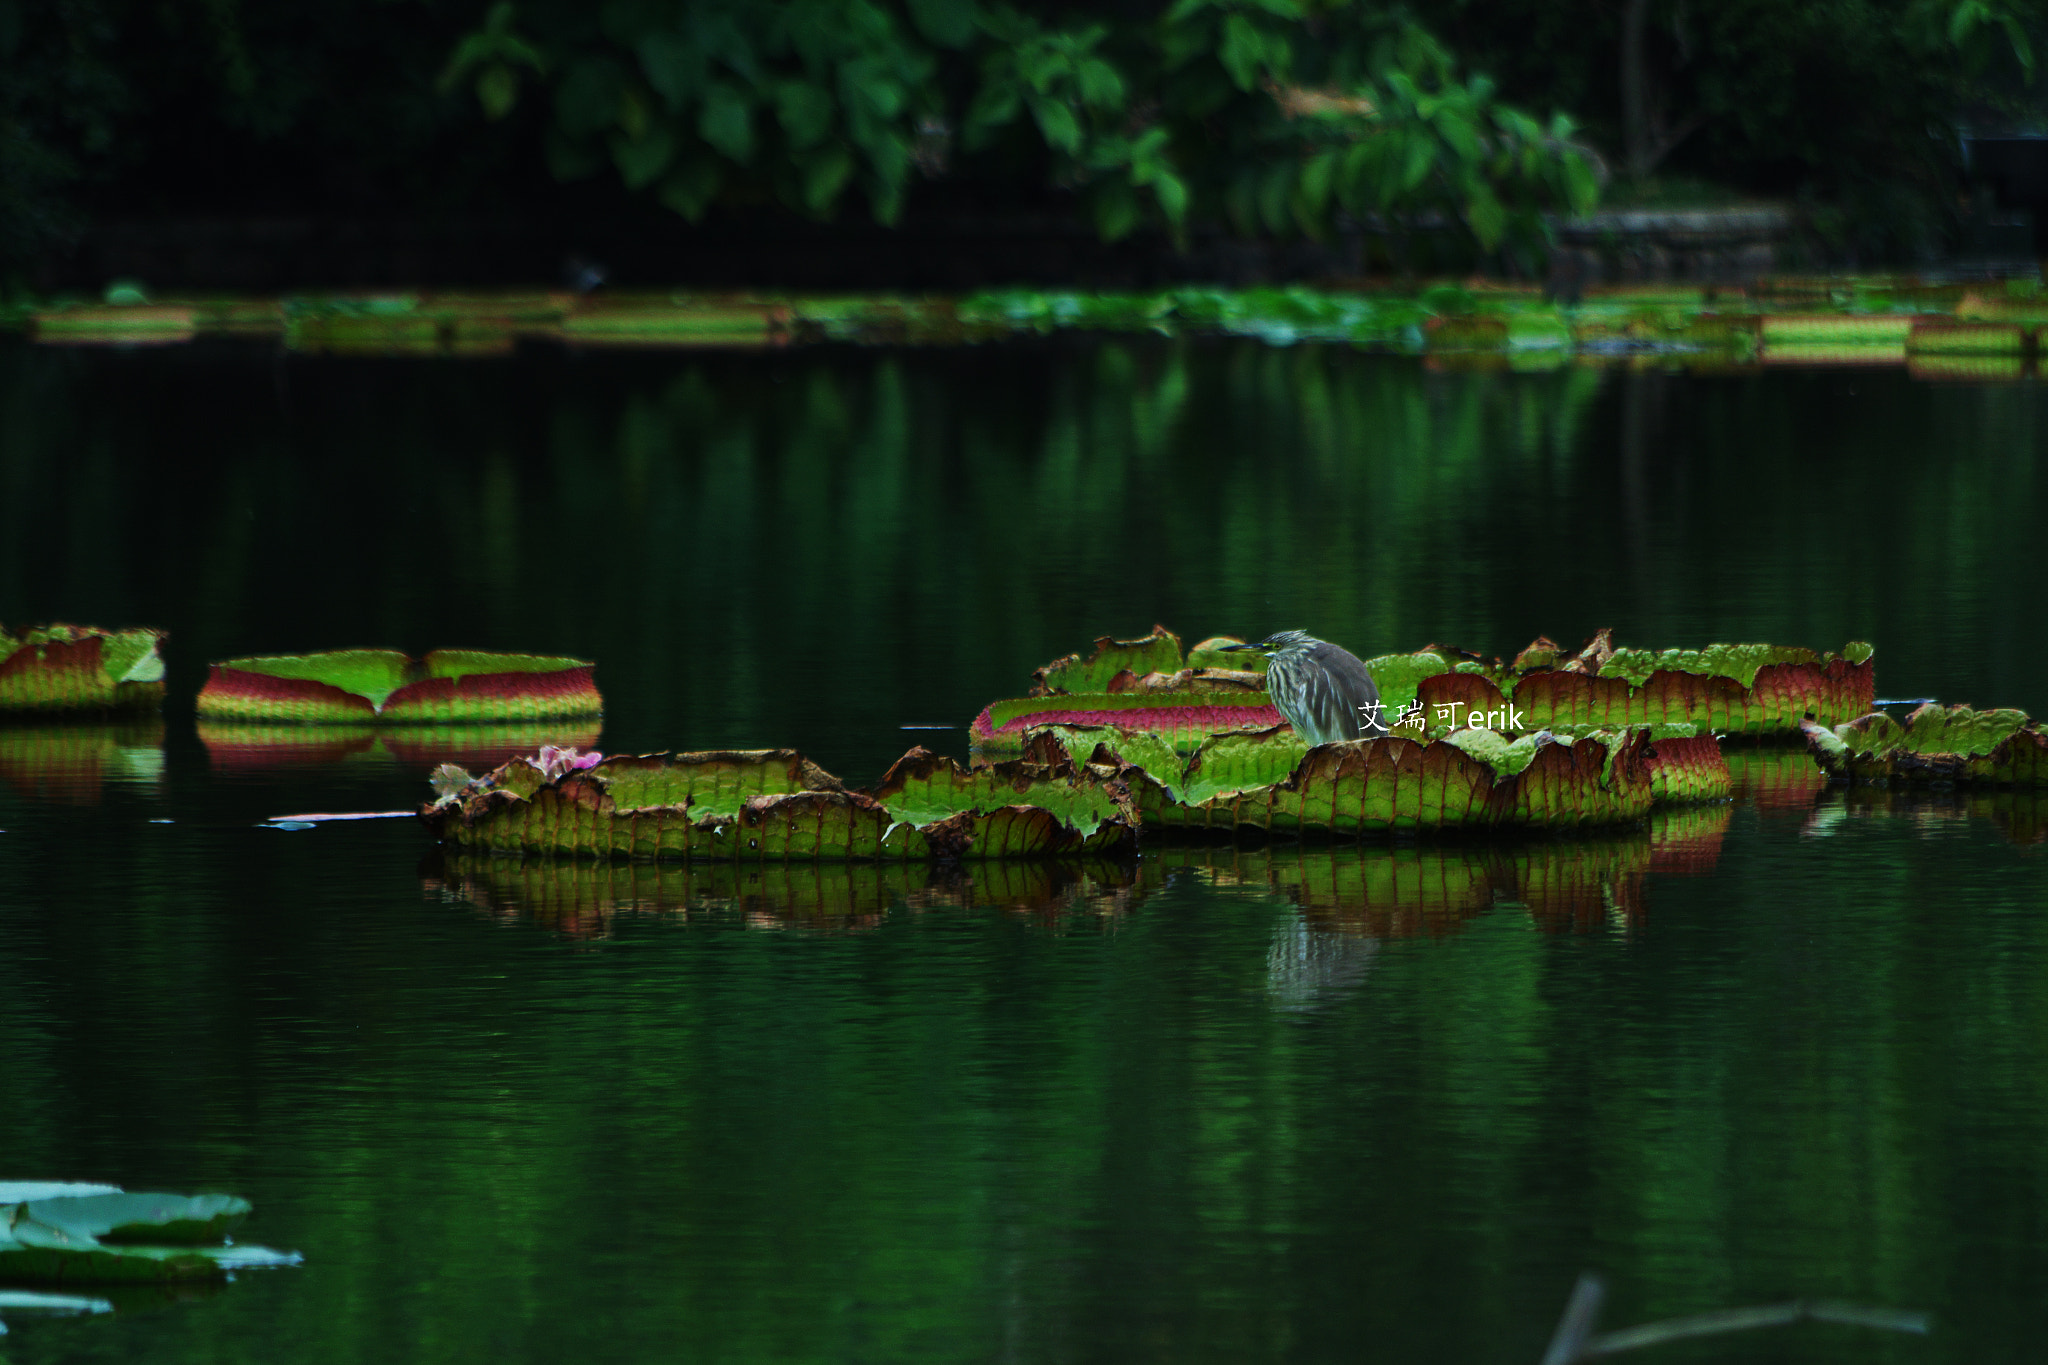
[
  {"left": 1414, "top": 633, "right": 1873, "bottom": 736},
  {"left": 0, "top": 1187, "right": 298, "bottom": 1284},
  {"left": 1088, "top": 726, "right": 1657, "bottom": 834},
  {"left": 32, "top": 305, "right": 196, "bottom": 345},
  {"left": 1802, "top": 704, "right": 2048, "bottom": 786},
  {"left": 985, "top": 628, "right": 1870, "bottom": 751},
  {"left": 0, "top": 624, "right": 166, "bottom": 714},
  {"left": 1031, "top": 626, "right": 1187, "bottom": 694},
  {"left": 198, "top": 648, "right": 601, "bottom": 723},
  {"left": 973, "top": 691, "right": 1285, "bottom": 754},
  {"left": 424, "top": 744, "right": 1137, "bottom": 860},
  {"left": 562, "top": 295, "right": 784, "bottom": 347}
]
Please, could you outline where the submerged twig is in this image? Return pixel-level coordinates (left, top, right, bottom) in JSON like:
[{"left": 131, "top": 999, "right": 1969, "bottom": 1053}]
[
  {"left": 1541, "top": 1274, "right": 1608, "bottom": 1365},
  {"left": 1541, "top": 1271, "right": 1931, "bottom": 1362},
  {"left": 265, "top": 810, "right": 416, "bottom": 823}
]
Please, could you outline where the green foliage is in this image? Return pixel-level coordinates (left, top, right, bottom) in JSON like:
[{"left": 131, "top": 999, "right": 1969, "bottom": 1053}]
[
  {"left": 440, "top": 0, "right": 1597, "bottom": 247},
  {"left": 1436, "top": 0, "right": 2048, "bottom": 256}
]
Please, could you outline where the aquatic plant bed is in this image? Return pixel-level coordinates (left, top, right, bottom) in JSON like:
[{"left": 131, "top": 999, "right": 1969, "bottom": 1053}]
[
  {"left": 974, "top": 626, "right": 1872, "bottom": 753},
  {"left": 16, "top": 277, "right": 2048, "bottom": 372},
  {"left": 0, "top": 624, "right": 166, "bottom": 714},
  {"left": 1802, "top": 704, "right": 2048, "bottom": 786},
  {"left": 1085, "top": 725, "right": 1665, "bottom": 832},
  {"left": 426, "top": 745, "right": 1137, "bottom": 860},
  {"left": 0, "top": 1184, "right": 298, "bottom": 1284},
  {"left": 197, "top": 649, "right": 600, "bottom": 723},
  {"left": 1413, "top": 632, "right": 1874, "bottom": 737},
  {"left": 1030, "top": 719, "right": 1726, "bottom": 810},
  {"left": 424, "top": 718, "right": 1676, "bottom": 861}
]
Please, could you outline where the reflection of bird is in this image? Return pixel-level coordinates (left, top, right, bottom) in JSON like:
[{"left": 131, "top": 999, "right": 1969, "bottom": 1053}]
[
  {"left": 1224, "top": 630, "right": 1387, "bottom": 745},
  {"left": 1265, "top": 915, "right": 1379, "bottom": 1011}
]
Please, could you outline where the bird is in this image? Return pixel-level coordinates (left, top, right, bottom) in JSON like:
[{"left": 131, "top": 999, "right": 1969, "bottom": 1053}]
[{"left": 1222, "top": 630, "right": 1388, "bottom": 746}]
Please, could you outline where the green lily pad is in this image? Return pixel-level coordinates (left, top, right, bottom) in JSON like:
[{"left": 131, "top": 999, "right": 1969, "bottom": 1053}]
[
  {"left": 992, "top": 628, "right": 1870, "bottom": 748},
  {"left": 198, "top": 649, "right": 601, "bottom": 724},
  {"left": 21, "top": 1193, "right": 249, "bottom": 1246},
  {"left": 0, "top": 624, "right": 167, "bottom": 713},
  {"left": 1031, "top": 626, "right": 1184, "bottom": 694},
  {"left": 973, "top": 691, "right": 1285, "bottom": 754},
  {"left": 425, "top": 745, "right": 1138, "bottom": 860},
  {"left": 0, "top": 1188, "right": 297, "bottom": 1284},
  {"left": 1414, "top": 634, "right": 1873, "bottom": 736},
  {"left": 1803, "top": 704, "right": 2048, "bottom": 786}
]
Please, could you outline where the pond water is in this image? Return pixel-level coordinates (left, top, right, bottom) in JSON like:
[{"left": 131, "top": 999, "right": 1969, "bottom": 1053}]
[{"left": 2, "top": 337, "right": 2046, "bottom": 1364}]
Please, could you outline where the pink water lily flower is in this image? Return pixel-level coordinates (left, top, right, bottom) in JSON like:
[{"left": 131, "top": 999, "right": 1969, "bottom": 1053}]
[{"left": 537, "top": 745, "right": 604, "bottom": 780}]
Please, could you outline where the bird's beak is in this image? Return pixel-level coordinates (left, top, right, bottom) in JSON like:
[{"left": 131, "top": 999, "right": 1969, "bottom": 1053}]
[{"left": 1218, "top": 641, "right": 1258, "bottom": 652}]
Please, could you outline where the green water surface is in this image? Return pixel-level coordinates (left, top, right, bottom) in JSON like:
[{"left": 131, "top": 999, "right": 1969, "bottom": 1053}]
[{"left": 2, "top": 337, "right": 2046, "bottom": 1364}]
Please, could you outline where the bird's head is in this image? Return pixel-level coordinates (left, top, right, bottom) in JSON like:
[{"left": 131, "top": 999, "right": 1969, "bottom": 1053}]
[{"left": 1220, "top": 630, "right": 1319, "bottom": 659}]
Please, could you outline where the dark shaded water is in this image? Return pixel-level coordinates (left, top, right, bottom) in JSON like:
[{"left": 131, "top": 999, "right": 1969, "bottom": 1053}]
[{"left": 3, "top": 338, "right": 2047, "bottom": 1364}]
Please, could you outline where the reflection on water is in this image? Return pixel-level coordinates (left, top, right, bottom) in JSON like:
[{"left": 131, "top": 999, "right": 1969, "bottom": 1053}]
[
  {"left": 1803, "top": 785, "right": 2048, "bottom": 846},
  {"left": 1647, "top": 802, "right": 1733, "bottom": 875},
  {"left": 426, "top": 852, "right": 1137, "bottom": 937},
  {"left": 429, "top": 814, "right": 1736, "bottom": 942},
  {"left": 200, "top": 722, "right": 603, "bottom": 774},
  {"left": 1264, "top": 916, "right": 1379, "bottom": 1010},
  {"left": 0, "top": 723, "right": 164, "bottom": 803},
  {"left": 1725, "top": 747, "right": 1830, "bottom": 813}
]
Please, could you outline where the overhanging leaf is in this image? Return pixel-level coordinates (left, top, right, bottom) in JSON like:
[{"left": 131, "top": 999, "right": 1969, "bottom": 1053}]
[{"left": 698, "top": 82, "right": 754, "bottom": 161}]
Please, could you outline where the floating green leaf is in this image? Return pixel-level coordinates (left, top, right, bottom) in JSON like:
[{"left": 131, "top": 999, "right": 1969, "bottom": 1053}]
[
  {"left": 0, "top": 624, "right": 167, "bottom": 714},
  {"left": 198, "top": 649, "right": 602, "bottom": 724},
  {"left": 1803, "top": 704, "right": 2048, "bottom": 787},
  {"left": 973, "top": 691, "right": 1283, "bottom": 754},
  {"left": 1031, "top": 625, "right": 1184, "bottom": 693},
  {"left": 425, "top": 744, "right": 1137, "bottom": 860},
  {"left": 0, "top": 1188, "right": 298, "bottom": 1284}
]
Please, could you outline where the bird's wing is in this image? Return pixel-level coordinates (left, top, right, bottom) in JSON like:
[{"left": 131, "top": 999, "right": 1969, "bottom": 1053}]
[{"left": 1307, "top": 642, "right": 1385, "bottom": 738}]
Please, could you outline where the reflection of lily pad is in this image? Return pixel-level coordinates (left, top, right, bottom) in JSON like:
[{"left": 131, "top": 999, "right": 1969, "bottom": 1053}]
[
  {"left": 199, "top": 721, "right": 602, "bottom": 773},
  {"left": 1725, "top": 748, "right": 1829, "bottom": 811},
  {"left": 1647, "top": 803, "right": 1734, "bottom": 875},
  {"left": 0, "top": 624, "right": 167, "bottom": 714},
  {"left": 198, "top": 649, "right": 601, "bottom": 723},
  {"left": 427, "top": 851, "right": 1135, "bottom": 936},
  {"left": 1154, "top": 832, "right": 1662, "bottom": 936},
  {"left": 0, "top": 723, "right": 165, "bottom": 803}
]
